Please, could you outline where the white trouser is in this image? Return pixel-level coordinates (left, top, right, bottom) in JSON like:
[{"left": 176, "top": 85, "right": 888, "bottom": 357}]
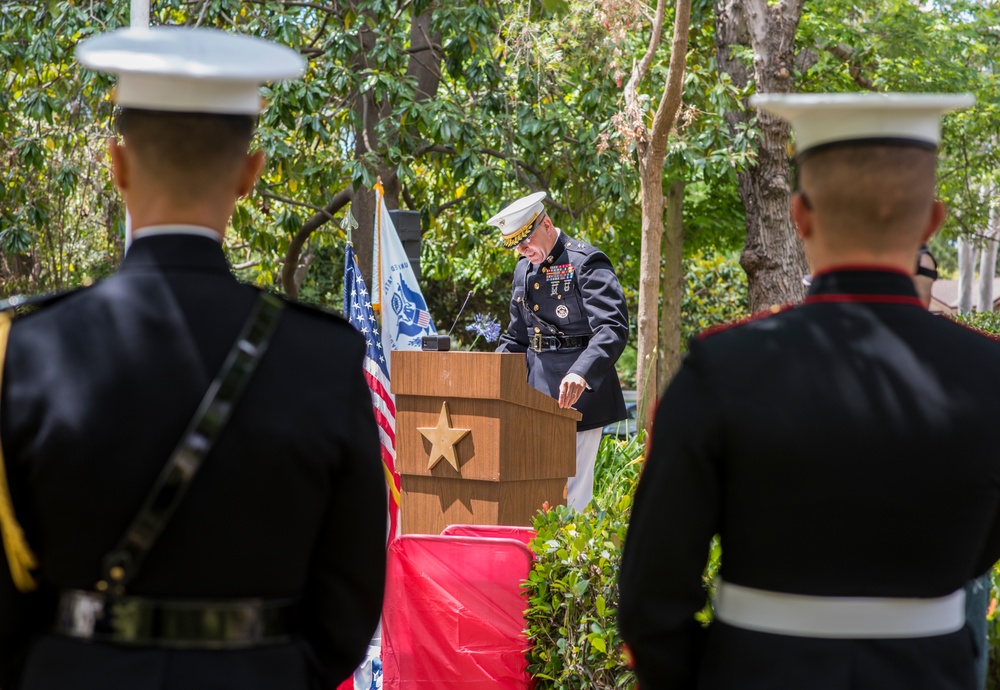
[{"left": 567, "top": 428, "right": 602, "bottom": 511}]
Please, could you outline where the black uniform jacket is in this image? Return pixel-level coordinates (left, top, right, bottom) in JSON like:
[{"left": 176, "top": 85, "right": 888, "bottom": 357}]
[
  {"left": 619, "top": 268, "right": 1000, "bottom": 690},
  {"left": 496, "top": 232, "right": 628, "bottom": 431},
  {"left": 0, "top": 234, "right": 386, "bottom": 690}
]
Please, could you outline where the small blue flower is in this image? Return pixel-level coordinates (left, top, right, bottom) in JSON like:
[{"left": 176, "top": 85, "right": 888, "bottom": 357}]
[{"left": 466, "top": 312, "right": 501, "bottom": 345}]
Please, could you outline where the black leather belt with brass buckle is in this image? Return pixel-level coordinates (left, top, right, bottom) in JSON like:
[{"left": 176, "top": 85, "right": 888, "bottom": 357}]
[
  {"left": 529, "top": 334, "right": 590, "bottom": 353},
  {"left": 54, "top": 589, "right": 298, "bottom": 649}
]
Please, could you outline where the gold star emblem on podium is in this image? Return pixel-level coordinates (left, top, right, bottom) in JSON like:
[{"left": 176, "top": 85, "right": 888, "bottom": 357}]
[{"left": 418, "top": 401, "right": 471, "bottom": 472}]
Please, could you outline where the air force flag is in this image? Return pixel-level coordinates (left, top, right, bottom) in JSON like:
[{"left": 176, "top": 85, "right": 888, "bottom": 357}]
[{"left": 372, "top": 181, "right": 436, "bottom": 373}]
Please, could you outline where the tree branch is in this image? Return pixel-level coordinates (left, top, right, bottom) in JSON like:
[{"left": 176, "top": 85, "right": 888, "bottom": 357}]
[
  {"left": 414, "top": 143, "right": 455, "bottom": 156},
  {"left": 404, "top": 43, "right": 444, "bottom": 55},
  {"left": 823, "top": 42, "right": 875, "bottom": 90},
  {"left": 478, "top": 147, "right": 548, "bottom": 186},
  {"left": 242, "top": 0, "right": 339, "bottom": 14},
  {"left": 259, "top": 190, "right": 338, "bottom": 219},
  {"left": 436, "top": 194, "right": 469, "bottom": 213},
  {"left": 308, "top": 11, "right": 331, "bottom": 48},
  {"left": 191, "top": 0, "right": 211, "bottom": 27},
  {"left": 281, "top": 186, "right": 355, "bottom": 299},
  {"left": 648, "top": 0, "right": 692, "bottom": 166},
  {"left": 411, "top": 143, "right": 552, "bottom": 191},
  {"left": 401, "top": 185, "right": 417, "bottom": 210},
  {"left": 624, "top": 0, "right": 667, "bottom": 107}
]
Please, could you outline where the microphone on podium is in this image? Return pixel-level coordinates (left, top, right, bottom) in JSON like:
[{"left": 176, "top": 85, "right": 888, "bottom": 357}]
[{"left": 421, "top": 290, "right": 472, "bottom": 351}]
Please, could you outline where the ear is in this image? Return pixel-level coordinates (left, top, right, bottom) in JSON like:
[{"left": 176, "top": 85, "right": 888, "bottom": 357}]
[
  {"left": 791, "top": 193, "right": 813, "bottom": 241},
  {"left": 236, "top": 150, "right": 266, "bottom": 198},
  {"left": 920, "top": 200, "right": 947, "bottom": 244},
  {"left": 107, "top": 137, "right": 129, "bottom": 192}
]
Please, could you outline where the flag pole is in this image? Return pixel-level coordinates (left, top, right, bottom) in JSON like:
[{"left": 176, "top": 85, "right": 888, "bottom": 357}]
[{"left": 372, "top": 177, "right": 385, "bottom": 316}]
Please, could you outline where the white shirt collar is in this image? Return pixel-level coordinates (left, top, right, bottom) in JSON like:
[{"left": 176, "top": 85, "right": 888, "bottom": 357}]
[{"left": 130, "top": 225, "right": 223, "bottom": 243}]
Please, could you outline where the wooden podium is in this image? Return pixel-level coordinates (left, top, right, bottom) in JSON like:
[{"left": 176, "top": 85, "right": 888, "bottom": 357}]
[{"left": 392, "top": 351, "right": 581, "bottom": 535}]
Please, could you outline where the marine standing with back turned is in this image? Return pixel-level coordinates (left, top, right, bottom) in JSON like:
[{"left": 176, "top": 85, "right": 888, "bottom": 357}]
[
  {"left": 0, "top": 27, "right": 386, "bottom": 690},
  {"left": 492, "top": 193, "right": 629, "bottom": 511},
  {"left": 619, "top": 93, "right": 1000, "bottom": 689}
]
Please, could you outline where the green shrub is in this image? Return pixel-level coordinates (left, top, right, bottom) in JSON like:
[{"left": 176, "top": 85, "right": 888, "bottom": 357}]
[
  {"left": 681, "top": 250, "right": 750, "bottom": 348},
  {"left": 524, "top": 436, "right": 643, "bottom": 689},
  {"left": 593, "top": 434, "right": 644, "bottom": 504},
  {"left": 951, "top": 310, "right": 1000, "bottom": 335}
]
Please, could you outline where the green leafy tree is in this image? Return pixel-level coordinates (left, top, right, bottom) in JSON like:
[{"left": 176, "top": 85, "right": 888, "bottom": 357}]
[
  {"left": 0, "top": 2, "right": 127, "bottom": 295},
  {"left": 796, "top": 0, "right": 1000, "bottom": 236}
]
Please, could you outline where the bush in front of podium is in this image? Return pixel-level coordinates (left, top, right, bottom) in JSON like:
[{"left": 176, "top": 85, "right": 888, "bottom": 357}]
[{"left": 523, "top": 435, "right": 642, "bottom": 689}]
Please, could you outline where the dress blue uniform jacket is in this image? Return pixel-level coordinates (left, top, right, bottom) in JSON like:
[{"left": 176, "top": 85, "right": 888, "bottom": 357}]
[
  {"left": 496, "top": 231, "right": 628, "bottom": 431},
  {"left": 619, "top": 268, "right": 1000, "bottom": 690},
  {"left": 0, "top": 234, "right": 386, "bottom": 690}
]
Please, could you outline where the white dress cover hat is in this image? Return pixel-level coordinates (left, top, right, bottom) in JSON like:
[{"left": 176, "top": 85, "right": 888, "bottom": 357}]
[
  {"left": 750, "top": 93, "right": 975, "bottom": 156},
  {"left": 76, "top": 26, "right": 306, "bottom": 115},
  {"left": 488, "top": 191, "right": 547, "bottom": 248}
]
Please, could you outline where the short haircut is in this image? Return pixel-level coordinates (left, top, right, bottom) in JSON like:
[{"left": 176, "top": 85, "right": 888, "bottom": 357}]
[
  {"left": 798, "top": 144, "right": 937, "bottom": 252},
  {"left": 114, "top": 108, "right": 255, "bottom": 202}
]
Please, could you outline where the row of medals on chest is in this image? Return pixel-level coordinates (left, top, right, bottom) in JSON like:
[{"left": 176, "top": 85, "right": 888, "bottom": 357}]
[{"left": 525, "top": 263, "right": 574, "bottom": 320}]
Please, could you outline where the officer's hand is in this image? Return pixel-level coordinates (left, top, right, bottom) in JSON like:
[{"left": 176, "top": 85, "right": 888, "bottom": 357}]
[{"left": 559, "top": 373, "right": 587, "bottom": 408}]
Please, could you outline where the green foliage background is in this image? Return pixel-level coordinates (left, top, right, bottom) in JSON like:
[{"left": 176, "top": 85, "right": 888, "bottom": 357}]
[{"left": 3, "top": 0, "right": 997, "bottom": 374}]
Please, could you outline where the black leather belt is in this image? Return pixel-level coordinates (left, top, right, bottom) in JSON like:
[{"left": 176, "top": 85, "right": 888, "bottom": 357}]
[
  {"left": 54, "top": 589, "right": 297, "bottom": 649},
  {"left": 530, "top": 333, "right": 590, "bottom": 352}
]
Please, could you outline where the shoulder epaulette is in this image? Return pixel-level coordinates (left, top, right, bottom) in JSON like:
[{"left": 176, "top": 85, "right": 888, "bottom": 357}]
[
  {"left": 697, "top": 303, "right": 795, "bottom": 341},
  {"left": 564, "top": 239, "right": 597, "bottom": 255},
  {"left": 0, "top": 287, "right": 88, "bottom": 317}
]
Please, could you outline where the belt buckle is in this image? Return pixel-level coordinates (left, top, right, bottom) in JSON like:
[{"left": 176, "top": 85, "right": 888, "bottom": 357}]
[{"left": 530, "top": 333, "right": 543, "bottom": 352}]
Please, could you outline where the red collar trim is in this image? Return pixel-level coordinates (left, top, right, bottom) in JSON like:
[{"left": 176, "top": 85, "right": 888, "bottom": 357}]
[
  {"left": 804, "top": 293, "right": 924, "bottom": 307},
  {"left": 811, "top": 264, "right": 912, "bottom": 278}
]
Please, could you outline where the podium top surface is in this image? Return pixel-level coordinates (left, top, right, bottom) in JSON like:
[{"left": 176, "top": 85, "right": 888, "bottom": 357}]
[{"left": 391, "top": 351, "right": 581, "bottom": 421}]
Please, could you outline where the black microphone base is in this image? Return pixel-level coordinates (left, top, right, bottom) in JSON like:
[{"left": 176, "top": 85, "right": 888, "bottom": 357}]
[{"left": 421, "top": 335, "right": 451, "bottom": 351}]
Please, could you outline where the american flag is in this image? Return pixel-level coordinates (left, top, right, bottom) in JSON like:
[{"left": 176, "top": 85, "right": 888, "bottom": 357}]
[{"left": 345, "top": 243, "right": 400, "bottom": 540}]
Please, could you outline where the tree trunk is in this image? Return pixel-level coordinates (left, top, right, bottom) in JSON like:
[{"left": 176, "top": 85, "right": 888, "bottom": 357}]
[
  {"left": 658, "top": 179, "right": 685, "bottom": 391},
  {"left": 716, "top": 0, "right": 807, "bottom": 313},
  {"left": 978, "top": 192, "right": 998, "bottom": 312},
  {"left": 633, "top": 0, "right": 692, "bottom": 438},
  {"left": 958, "top": 235, "right": 975, "bottom": 314},
  {"left": 637, "top": 170, "right": 666, "bottom": 424}
]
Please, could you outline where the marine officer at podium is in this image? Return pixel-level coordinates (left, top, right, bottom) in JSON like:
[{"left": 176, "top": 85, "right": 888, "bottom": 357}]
[
  {"left": 619, "top": 93, "right": 1000, "bottom": 690},
  {"left": 492, "top": 192, "right": 629, "bottom": 511},
  {"left": 0, "top": 27, "right": 385, "bottom": 690}
]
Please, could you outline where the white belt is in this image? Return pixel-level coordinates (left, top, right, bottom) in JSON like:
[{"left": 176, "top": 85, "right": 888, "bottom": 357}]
[{"left": 715, "top": 580, "right": 966, "bottom": 639}]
